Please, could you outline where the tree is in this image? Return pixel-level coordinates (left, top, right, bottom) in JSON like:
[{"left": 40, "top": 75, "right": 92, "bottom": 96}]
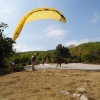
[
  {"left": 0, "top": 22, "right": 15, "bottom": 68},
  {"left": 68, "top": 44, "right": 76, "bottom": 48},
  {"left": 55, "top": 44, "right": 70, "bottom": 62}
]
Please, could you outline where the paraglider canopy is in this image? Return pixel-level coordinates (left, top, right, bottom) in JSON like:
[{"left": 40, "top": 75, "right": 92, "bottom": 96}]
[{"left": 13, "top": 7, "right": 66, "bottom": 41}]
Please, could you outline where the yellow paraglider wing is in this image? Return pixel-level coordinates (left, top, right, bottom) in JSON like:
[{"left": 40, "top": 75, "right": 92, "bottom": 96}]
[{"left": 13, "top": 8, "right": 66, "bottom": 41}]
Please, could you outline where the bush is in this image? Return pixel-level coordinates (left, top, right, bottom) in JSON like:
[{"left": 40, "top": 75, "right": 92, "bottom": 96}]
[
  {"left": 12, "top": 65, "right": 25, "bottom": 72},
  {"left": 19, "top": 63, "right": 26, "bottom": 66},
  {"left": 0, "top": 65, "right": 25, "bottom": 76},
  {"left": 0, "top": 68, "right": 11, "bottom": 76},
  {"left": 12, "top": 67, "right": 24, "bottom": 72}
]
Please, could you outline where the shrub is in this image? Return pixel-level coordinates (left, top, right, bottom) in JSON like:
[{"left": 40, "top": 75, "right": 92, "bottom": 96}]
[
  {"left": 0, "top": 68, "right": 11, "bottom": 76},
  {"left": 12, "top": 65, "right": 25, "bottom": 72},
  {"left": 12, "top": 66, "right": 24, "bottom": 72},
  {"left": 19, "top": 63, "right": 26, "bottom": 66}
]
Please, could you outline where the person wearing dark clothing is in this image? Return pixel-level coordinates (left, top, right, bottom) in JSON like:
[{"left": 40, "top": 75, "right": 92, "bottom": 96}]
[{"left": 55, "top": 57, "right": 61, "bottom": 67}]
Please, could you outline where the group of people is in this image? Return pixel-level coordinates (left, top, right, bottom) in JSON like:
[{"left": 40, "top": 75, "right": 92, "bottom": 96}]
[
  {"left": 31, "top": 53, "right": 68, "bottom": 71},
  {"left": 10, "top": 53, "right": 65, "bottom": 71}
]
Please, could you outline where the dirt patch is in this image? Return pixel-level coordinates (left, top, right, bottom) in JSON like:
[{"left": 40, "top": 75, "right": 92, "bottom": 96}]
[{"left": 0, "top": 70, "right": 100, "bottom": 100}]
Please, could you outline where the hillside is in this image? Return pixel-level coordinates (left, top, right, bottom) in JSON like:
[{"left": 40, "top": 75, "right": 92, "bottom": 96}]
[{"left": 69, "top": 42, "right": 100, "bottom": 56}]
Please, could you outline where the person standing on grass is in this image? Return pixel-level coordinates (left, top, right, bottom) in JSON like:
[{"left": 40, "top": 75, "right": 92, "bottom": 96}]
[
  {"left": 55, "top": 56, "right": 61, "bottom": 67},
  {"left": 31, "top": 53, "right": 36, "bottom": 71}
]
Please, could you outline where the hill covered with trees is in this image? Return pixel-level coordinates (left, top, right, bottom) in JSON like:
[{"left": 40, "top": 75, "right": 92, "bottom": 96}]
[
  {"left": 69, "top": 42, "right": 100, "bottom": 63},
  {"left": 8, "top": 42, "right": 100, "bottom": 66}
]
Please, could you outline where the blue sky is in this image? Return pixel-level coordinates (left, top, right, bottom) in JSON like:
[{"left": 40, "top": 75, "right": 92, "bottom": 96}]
[{"left": 0, "top": 0, "right": 100, "bottom": 52}]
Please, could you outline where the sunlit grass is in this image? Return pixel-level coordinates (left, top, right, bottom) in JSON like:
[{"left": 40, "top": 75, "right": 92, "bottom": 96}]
[{"left": 0, "top": 70, "right": 100, "bottom": 100}]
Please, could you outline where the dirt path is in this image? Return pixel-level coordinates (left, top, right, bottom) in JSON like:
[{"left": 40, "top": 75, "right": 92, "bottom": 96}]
[{"left": 25, "top": 63, "right": 100, "bottom": 71}]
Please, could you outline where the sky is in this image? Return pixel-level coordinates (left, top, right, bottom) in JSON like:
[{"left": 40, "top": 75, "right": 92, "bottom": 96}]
[{"left": 0, "top": 0, "right": 100, "bottom": 52}]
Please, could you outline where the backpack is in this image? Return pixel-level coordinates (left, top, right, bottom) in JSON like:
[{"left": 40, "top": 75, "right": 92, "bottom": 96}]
[{"left": 32, "top": 56, "right": 35, "bottom": 61}]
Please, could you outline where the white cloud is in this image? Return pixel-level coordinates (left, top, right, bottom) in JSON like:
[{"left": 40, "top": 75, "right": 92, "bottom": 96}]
[
  {"left": 14, "top": 46, "right": 28, "bottom": 52},
  {"left": 65, "top": 39, "right": 90, "bottom": 46},
  {"left": 3, "top": 8, "right": 12, "bottom": 13},
  {"left": 94, "top": 12, "right": 97, "bottom": 16},
  {"left": 43, "top": 25, "right": 56, "bottom": 32},
  {"left": 91, "top": 19, "right": 98, "bottom": 23},
  {"left": 91, "top": 12, "right": 100, "bottom": 23},
  {"left": 14, "top": 45, "right": 42, "bottom": 52},
  {"left": 65, "top": 40, "right": 81, "bottom": 46},
  {"left": 43, "top": 25, "right": 67, "bottom": 39},
  {"left": 46, "top": 29, "right": 65, "bottom": 38},
  {"left": 81, "top": 39, "right": 89, "bottom": 43}
]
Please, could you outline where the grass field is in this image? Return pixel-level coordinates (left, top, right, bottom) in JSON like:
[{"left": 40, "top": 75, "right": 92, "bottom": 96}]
[{"left": 0, "top": 69, "right": 100, "bottom": 100}]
